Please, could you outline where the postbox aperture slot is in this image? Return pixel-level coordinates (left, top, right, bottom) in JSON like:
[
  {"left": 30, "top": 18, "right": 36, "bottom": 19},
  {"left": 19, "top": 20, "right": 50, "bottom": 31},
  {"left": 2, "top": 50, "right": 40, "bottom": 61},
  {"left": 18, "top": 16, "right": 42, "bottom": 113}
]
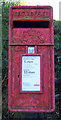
[{"left": 13, "top": 21, "right": 49, "bottom": 28}]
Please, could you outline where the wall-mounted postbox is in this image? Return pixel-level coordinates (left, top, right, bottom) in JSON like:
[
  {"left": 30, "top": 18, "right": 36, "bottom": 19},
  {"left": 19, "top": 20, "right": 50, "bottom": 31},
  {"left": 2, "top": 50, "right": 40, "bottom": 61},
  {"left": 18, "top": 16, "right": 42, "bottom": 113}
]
[{"left": 8, "top": 6, "right": 55, "bottom": 112}]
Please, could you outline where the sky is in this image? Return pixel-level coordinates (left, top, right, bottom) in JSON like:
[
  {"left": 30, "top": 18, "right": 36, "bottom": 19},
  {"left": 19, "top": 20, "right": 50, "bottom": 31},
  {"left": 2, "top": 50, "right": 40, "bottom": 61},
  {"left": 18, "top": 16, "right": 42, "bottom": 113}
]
[{"left": 5, "top": 0, "right": 60, "bottom": 20}]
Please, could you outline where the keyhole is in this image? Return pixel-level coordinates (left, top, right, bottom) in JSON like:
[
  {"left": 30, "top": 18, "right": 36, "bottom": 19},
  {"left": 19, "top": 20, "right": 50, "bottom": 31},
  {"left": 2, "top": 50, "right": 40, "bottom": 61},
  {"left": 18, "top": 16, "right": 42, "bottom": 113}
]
[{"left": 18, "top": 75, "right": 19, "bottom": 78}]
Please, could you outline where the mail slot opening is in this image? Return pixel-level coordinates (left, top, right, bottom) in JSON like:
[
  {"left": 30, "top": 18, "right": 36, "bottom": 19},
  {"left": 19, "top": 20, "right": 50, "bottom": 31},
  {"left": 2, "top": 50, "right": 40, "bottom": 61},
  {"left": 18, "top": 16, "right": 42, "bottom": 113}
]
[{"left": 13, "top": 21, "right": 49, "bottom": 28}]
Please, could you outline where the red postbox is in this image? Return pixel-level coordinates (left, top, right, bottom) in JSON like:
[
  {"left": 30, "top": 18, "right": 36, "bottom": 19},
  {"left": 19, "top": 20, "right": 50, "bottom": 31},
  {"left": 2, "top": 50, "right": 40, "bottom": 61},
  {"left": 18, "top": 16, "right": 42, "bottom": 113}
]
[{"left": 8, "top": 6, "right": 55, "bottom": 112}]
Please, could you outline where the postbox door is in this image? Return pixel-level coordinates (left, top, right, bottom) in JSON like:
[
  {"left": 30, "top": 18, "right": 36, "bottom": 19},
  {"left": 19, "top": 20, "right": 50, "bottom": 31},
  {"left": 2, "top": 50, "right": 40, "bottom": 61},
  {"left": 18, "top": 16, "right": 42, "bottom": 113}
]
[{"left": 8, "top": 45, "right": 54, "bottom": 112}]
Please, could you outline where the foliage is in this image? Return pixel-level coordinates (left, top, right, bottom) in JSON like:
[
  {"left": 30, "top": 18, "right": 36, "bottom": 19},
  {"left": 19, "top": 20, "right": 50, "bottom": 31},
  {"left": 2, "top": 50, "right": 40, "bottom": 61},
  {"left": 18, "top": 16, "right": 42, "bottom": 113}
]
[
  {"left": 2, "top": 1, "right": 22, "bottom": 80},
  {"left": 54, "top": 20, "right": 61, "bottom": 79}
]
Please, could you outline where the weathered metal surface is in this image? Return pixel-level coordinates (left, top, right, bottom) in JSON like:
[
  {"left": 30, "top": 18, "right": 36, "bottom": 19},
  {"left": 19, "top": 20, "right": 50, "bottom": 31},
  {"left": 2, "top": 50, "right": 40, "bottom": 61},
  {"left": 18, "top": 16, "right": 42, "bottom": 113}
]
[
  {"left": 13, "top": 29, "right": 51, "bottom": 44},
  {"left": 8, "top": 6, "right": 55, "bottom": 112},
  {"left": 12, "top": 6, "right": 50, "bottom": 20}
]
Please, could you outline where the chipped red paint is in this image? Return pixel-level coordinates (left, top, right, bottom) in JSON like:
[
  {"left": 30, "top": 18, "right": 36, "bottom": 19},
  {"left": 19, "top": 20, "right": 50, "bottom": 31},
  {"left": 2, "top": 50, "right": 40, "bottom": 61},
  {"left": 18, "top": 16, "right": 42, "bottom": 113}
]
[{"left": 8, "top": 6, "right": 55, "bottom": 112}]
